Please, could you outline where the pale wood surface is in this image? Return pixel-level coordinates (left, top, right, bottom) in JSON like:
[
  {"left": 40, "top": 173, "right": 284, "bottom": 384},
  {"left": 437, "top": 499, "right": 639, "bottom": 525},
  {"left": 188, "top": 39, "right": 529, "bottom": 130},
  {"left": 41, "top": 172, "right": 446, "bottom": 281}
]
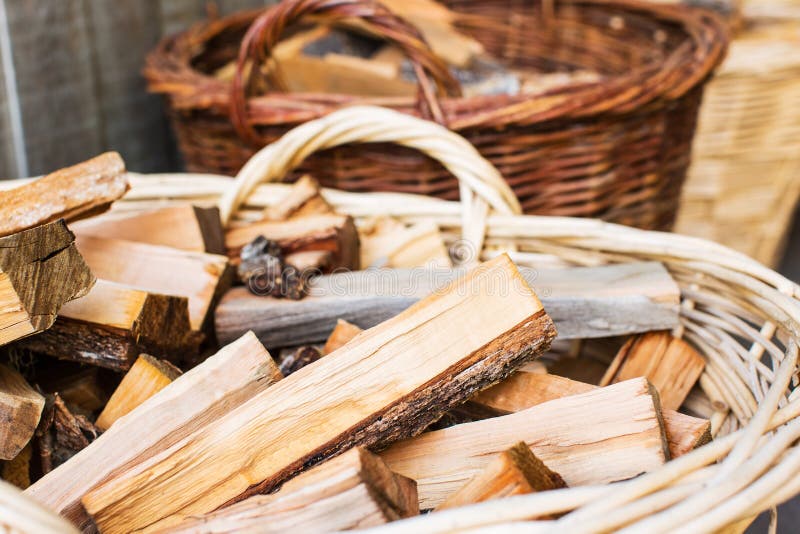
[
  {"left": 262, "top": 175, "right": 333, "bottom": 221},
  {"left": 81, "top": 255, "right": 556, "bottom": 533},
  {"left": 216, "top": 261, "right": 680, "bottom": 347},
  {"left": 0, "top": 152, "right": 128, "bottom": 237},
  {"left": 359, "top": 218, "right": 452, "bottom": 269},
  {"left": 600, "top": 331, "right": 706, "bottom": 411},
  {"left": 95, "top": 354, "right": 182, "bottom": 431},
  {"left": 0, "top": 364, "right": 45, "bottom": 461},
  {"left": 322, "top": 319, "right": 363, "bottom": 355},
  {"left": 381, "top": 378, "right": 667, "bottom": 509},
  {"left": 0, "top": 479, "right": 79, "bottom": 534},
  {"left": 166, "top": 447, "right": 418, "bottom": 533},
  {"left": 0, "top": 220, "right": 94, "bottom": 345},
  {"left": 25, "top": 332, "right": 280, "bottom": 530}
]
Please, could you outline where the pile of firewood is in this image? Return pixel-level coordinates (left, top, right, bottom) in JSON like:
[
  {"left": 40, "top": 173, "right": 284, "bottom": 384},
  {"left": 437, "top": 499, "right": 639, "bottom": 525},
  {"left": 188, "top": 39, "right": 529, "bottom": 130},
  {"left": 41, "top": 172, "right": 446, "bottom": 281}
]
[{"left": 0, "top": 154, "right": 716, "bottom": 533}]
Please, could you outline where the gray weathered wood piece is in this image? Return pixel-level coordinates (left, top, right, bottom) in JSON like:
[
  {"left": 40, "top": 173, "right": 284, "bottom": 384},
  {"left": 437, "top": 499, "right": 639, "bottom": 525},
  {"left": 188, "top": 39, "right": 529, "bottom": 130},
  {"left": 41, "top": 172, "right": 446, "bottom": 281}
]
[{"left": 216, "top": 261, "right": 681, "bottom": 347}]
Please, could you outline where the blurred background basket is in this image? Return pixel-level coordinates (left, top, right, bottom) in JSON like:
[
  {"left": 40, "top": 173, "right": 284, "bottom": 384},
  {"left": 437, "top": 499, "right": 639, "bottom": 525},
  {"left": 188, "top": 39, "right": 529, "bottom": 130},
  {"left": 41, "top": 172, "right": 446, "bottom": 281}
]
[
  {"left": 673, "top": 0, "right": 800, "bottom": 267},
  {"left": 145, "top": 0, "right": 727, "bottom": 231}
]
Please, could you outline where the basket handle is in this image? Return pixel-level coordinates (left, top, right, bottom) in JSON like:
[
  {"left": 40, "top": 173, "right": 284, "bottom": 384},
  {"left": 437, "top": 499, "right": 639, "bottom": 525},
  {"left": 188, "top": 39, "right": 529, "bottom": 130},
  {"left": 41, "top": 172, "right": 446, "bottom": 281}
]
[
  {"left": 219, "top": 105, "right": 522, "bottom": 260},
  {"left": 229, "top": 0, "right": 462, "bottom": 146}
]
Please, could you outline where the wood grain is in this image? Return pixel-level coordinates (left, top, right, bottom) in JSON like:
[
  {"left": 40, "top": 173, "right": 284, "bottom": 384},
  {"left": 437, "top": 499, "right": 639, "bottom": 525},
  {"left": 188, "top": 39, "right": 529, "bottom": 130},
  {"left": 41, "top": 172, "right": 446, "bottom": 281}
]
[{"left": 0, "top": 365, "right": 45, "bottom": 460}]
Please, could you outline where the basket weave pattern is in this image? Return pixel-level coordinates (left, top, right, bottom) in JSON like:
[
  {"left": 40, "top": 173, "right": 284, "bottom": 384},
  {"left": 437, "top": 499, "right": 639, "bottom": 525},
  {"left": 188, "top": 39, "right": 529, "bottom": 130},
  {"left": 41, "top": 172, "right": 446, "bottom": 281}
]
[{"left": 145, "top": 0, "right": 727, "bottom": 231}]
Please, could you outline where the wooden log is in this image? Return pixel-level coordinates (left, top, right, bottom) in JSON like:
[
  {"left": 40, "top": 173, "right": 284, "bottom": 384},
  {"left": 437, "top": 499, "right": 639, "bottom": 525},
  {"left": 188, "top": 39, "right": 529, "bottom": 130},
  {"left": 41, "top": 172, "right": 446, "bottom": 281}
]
[
  {"left": 473, "top": 372, "right": 710, "bottom": 458},
  {"left": 37, "top": 394, "right": 99, "bottom": 472},
  {"left": 0, "top": 220, "right": 95, "bottom": 346},
  {"left": 95, "top": 355, "right": 182, "bottom": 431},
  {"left": 436, "top": 442, "right": 566, "bottom": 512},
  {"left": 380, "top": 378, "right": 668, "bottom": 509},
  {"left": 216, "top": 261, "right": 679, "bottom": 348},
  {"left": 0, "top": 153, "right": 128, "bottom": 237},
  {"left": 18, "top": 280, "right": 194, "bottom": 371},
  {"left": 322, "top": 319, "right": 363, "bottom": 355},
  {"left": 36, "top": 366, "right": 109, "bottom": 414},
  {"left": 0, "top": 365, "right": 45, "bottom": 461},
  {"left": 0, "top": 479, "right": 79, "bottom": 534},
  {"left": 75, "top": 235, "right": 231, "bottom": 332},
  {"left": 359, "top": 218, "right": 452, "bottom": 269},
  {"left": 71, "top": 205, "right": 226, "bottom": 254},
  {"left": 166, "top": 447, "right": 418, "bottom": 533},
  {"left": 262, "top": 175, "right": 333, "bottom": 221},
  {"left": 225, "top": 214, "right": 360, "bottom": 271},
  {"left": 81, "top": 255, "right": 556, "bottom": 533},
  {"left": 600, "top": 331, "right": 706, "bottom": 411},
  {"left": 2, "top": 444, "right": 32, "bottom": 489},
  {"left": 25, "top": 332, "right": 281, "bottom": 530}
]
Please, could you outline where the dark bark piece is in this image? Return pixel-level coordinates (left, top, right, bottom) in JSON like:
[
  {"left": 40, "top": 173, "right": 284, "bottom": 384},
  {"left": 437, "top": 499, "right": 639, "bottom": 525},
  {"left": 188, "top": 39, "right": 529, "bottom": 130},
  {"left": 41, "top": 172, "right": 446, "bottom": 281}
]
[
  {"left": 0, "top": 153, "right": 128, "bottom": 237},
  {"left": 35, "top": 394, "right": 99, "bottom": 474},
  {"left": 277, "top": 346, "right": 323, "bottom": 376},
  {"left": 0, "top": 220, "right": 95, "bottom": 346},
  {"left": 81, "top": 255, "right": 556, "bottom": 533},
  {"left": 0, "top": 364, "right": 45, "bottom": 460}
]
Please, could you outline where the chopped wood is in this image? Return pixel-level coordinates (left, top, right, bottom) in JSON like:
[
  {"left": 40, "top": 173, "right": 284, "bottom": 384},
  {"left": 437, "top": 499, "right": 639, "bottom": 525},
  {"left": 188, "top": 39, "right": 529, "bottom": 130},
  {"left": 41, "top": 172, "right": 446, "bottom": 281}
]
[
  {"left": 18, "top": 280, "right": 194, "bottom": 371},
  {"left": 284, "top": 250, "right": 332, "bottom": 272},
  {"left": 472, "top": 372, "right": 710, "bottom": 458},
  {"left": 167, "top": 447, "right": 417, "bottom": 533},
  {"left": 2, "top": 444, "right": 32, "bottom": 489},
  {"left": 36, "top": 366, "right": 108, "bottom": 414},
  {"left": 81, "top": 255, "right": 556, "bottom": 533},
  {"left": 277, "top": 345, "right": 323, "bottom": 376},
  {"left": 0, "top": 364, "right": 45, "bottom": 460},
  {"left": 75, "top": 234, "right": 232, "bottom": 332},
  {"left": 216, "top": 262, "right": 679, "bottom": 348},
  {"left": 600, "top": 331, "right": 706, "bottom": 411},
  {"left": 359, "top": 218, "right": 452, "bottom": 269},
  {"left": 380, "top": 378, "right": 668, "bottom": 509},
  {"left": 0, "top": 152, "right": 129, "bottom": 237},
  {"left": 0, "top": 220, "right": 95, "bottom": 346},
  {"left": 225, "top": 214, "right": 360, "bottom": 271},
  {"left": 0, "top": 479, "right": 80, "bottom": 534},
  {"left": 322, "top": 319, "right": 363, "bottom": 355},
  {"left": 262, "top": 175, "right": 333, "bottom": 221},
  {"left": 95, "top": 354, "right": 182, "bottom": 431},
  {"left": 71, "top": 205, "right": 225, "bottom": 254},
  {"left": 35, "top": 394, "right": 99, "bottom": 474},
  {"left": 25, "top": 332, "right": 281, "bottom": 530},
  {"left": 436, "top": 442, "right": 566, "bottom": 512}
]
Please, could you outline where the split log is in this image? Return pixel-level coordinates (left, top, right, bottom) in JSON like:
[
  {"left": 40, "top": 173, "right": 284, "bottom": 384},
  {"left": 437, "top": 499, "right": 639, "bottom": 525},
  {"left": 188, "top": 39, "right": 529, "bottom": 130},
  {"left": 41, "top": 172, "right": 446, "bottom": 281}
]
[
  {"left": 473, "top": 372, "right": 710, "bottom": 458},
  {"left": 2, "top": 444, "right": 32, "bottom": 489},
  {"left": 436, "top": 442, "right": 566, "bottom": 512},
  {"left": 225, "top": 214, "right": 360, "bottom": 271},
  {"left": 322, "top": 319, "right": 363, "bottom": 354},
  {"left": 380, "top": 378, "right": 668, "bottom": 509},
  {"left": 18, "top": 280, "right": 194, "bottom": 371},
  {"left": 262, "top": 175, "right": 333, "bottom": 221},
  {"left": 81, "top": 255, "right": 556, "bottom": 533},
  {"left": 0, "top": 479, "right": 79, "bottom": 534},
  {"left": 36, "top": 366, "right": 108, "bottom": 414},
  {"left": 0, "top": 152, "right": 128, "bottom": 237},
  {"left": 216, "top": 261, "right": 679, "bottom": 348},
  {"left": 75, "top": 235, "right": 232, "bottom": 332},
  {"left": 359, "top": 218, "right": 452, "bottom": 269},
  {"left": 25, "top": 332, "right": 281, "bottom": 530},
  {"left": 167, "top": 447, "right": 417, "bottom": 533},
  {"left": 95, "top": 355, "right": 182, "bottom": 431},
  {"left": 600, "top": 331, "right": 706, "bottom": 411},
  {"left": 0, "top": 220, "right": 95, "bottom": 346},
  {"left": 71, "top": 205, "right": 225, "bottom": 254},
  {"left": 0, "top": 365, "right": 45, "bottom": 460}
]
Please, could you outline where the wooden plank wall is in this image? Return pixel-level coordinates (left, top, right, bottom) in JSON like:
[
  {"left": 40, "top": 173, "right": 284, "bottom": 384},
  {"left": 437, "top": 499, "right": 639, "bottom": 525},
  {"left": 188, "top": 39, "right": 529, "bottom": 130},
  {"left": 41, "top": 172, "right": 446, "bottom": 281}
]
[{"left": 0, "top": 0, "right": 274, "bottom": 180}]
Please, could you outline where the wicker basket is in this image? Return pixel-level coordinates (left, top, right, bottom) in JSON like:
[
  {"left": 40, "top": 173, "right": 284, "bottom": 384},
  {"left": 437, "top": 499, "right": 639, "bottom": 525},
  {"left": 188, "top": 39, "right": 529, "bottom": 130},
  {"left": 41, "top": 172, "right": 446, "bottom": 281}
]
[
  {"left": 145, "top": 0, "right": 728, "bottom": 231},
  {"left": 675, "top": 1, "right": 800, "bottom": 267},
  {"left": 108, "top": 106, "right": 800, "bottom": 532}
]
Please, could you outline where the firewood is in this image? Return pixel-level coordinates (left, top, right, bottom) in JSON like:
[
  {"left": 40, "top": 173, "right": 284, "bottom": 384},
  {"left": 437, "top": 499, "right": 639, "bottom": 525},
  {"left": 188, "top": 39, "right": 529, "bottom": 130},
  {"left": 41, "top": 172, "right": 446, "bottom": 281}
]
[
  {"left": 359, "top": 218, "right": 452, "bottom": 268},
  {"left": 0, "top": 152, "right": 128, "bottom": 237},
  {"left": 166, "top": 447, "right": 417, "bottom": 533},
  {"left": 25, "top": 332, "right": 281, "bottom": 530},
  {"left": 217, "top": 261, "right": 679, "bottom": 348},
  {"left": 322, "top": 319, "right": 363, "bottom": 354},
  {"left": 380, "top": 378, "right": 668, "bottom": 509},
  {"left": 285, "top": 250, "right": 332, "bottom": 272},
  {"left": 436, "top": 442, "right": 566, "bottom": 512},
  {"left": 0, "top": 364, "right": 45, "bottom": 461},
  {"left": 71, "top": 205, "right": 225, "bottom": 254},
  {"left": 0, "top": 479, "right": 79, "bottom": 534},
  {"left": 2, "top": 444, "right": 32, "bottom": 489},
  {"left": 262, "top": 175, "right": 333, "bottom": 221},
  {"left": 277, "top": 345, "right": 323, "bottom": 376},
  {"left": 36, "top": 366, "right": 108, "bottom": 414},
  {"left": 225, "top": 214, "right": 360, "bottom": 271},
  {"left": 95, "top": 355, "right": 182, "bottom": 431},
  {"left": 0, "top": 220, "right": 95, "bottom": 346},
  {"left": 600, "top": 331, "right": 706, "bottom": 411},
  {"left": 18, "top": 280, "right": 194, "bottom": 371},
  {"left": 75, "top": 235, "right": 232, "bottom": 332},
  {"left": 473, "top": 372, "right": 710, "bottom": 458},
  {"left": 81, "top": 255, "right": 556, "bottom": 533},
  {"left": 34, "top": 394, "right": 100, "bottom": 475}
]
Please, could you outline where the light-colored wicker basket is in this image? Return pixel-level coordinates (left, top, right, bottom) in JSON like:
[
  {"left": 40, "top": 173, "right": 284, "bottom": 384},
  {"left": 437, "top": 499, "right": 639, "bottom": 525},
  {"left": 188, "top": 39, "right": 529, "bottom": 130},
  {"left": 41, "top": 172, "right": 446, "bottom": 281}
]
[
  {"left": 675, "top": 1, "right": 800, "bottom": 267},
  {"left": 81, "top": 106, "right": 800, "bottom": 532}
]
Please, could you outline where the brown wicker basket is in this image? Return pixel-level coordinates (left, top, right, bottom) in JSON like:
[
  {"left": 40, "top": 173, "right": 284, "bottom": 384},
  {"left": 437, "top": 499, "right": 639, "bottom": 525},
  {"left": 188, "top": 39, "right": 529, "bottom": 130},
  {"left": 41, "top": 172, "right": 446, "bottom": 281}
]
[{"left": 145, "top": 0, "right": 727, "bottom": 230}]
